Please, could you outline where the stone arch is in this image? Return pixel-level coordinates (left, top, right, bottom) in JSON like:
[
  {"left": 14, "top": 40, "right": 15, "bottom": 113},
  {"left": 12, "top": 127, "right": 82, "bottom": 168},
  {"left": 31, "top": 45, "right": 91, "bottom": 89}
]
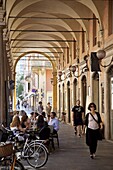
[
  {"left": 78, "top": 0, "right": 102, "bottom": 29},
  {"left": 13, "top": 50, "right": 57, "bottom": 110},
  {"left": 6, "top": 0, "right": 104, "bottom": 39},
  {"left": 14, "top": 51, "right": 57, "bottom": 73}
]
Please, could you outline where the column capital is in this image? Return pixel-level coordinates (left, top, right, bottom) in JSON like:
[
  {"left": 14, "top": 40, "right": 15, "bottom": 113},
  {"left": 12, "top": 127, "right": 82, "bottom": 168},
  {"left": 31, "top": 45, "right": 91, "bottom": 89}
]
[
  {"left": 13, "top": 71, "right": 16, "bottom": 76},
  {"left": 0, "top": 9, "right": 5, "bottom": 26},
  {"left": 52, "top": 71, "right": 57, "bottom": 76},
  {"left": 6, "top": 41, "right": 11, "bottom": 52},
  {"left": 7, "top": 51, "right": 11, "bottom": 60},
  {"left": 3, "top": 28, "right": 9, "bottom": 42}
]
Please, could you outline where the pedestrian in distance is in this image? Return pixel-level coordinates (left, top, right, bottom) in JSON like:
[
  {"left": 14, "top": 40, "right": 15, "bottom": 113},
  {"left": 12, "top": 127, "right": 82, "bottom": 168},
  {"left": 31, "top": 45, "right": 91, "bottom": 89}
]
[
  {"left": 37, "top": 101, "right": 44, "bottom": 115},
  {"left": 85, "top": 102, "right": 103, "bottom": 159},
  {"left": 72, "top": 99, "right": 85, "bottom": 137},
  {"left": 61, "top": 112, "right": 66, "bottom": 123},
  {"left": 46, "top": 102, "right": 52, "bottom": 121},
  {"left": 17, "top": 100, "right": 20, "bottom": 109}
]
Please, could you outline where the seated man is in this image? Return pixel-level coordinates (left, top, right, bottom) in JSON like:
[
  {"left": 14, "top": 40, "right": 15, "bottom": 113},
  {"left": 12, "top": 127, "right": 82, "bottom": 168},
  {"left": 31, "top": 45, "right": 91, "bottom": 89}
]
[{"left": 48, "top": 112, "right": 59, "bottom": 134}]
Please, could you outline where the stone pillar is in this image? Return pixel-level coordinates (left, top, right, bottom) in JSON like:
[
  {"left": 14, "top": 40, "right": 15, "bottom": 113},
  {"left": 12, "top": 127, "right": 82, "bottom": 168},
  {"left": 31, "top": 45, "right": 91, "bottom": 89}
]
[
  {"left": 13, "top": 72, "right": 16, "bottom": 110},
  {"left": 9, "top": 69, "right": 16, "bottom": 112},
  {"left": 4, "top": 42, "right": 10, "bottom": 121},
  {"left": 2, "top": 38, "right": 8, "bottom": 125},
  {"left": 0, "top": 9, "right": 5, "bottom": 124},
  {"left": 52, "top": 71, "right": 57, "bottom": 113},
  {"left": 0, "top": 26, "right": 4, "bottom": 123}
]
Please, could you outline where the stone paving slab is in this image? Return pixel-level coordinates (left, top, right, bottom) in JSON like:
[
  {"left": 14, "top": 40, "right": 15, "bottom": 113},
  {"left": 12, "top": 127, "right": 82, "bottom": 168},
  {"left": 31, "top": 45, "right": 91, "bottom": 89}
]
[{"left": 22, "top": 123, "right": 113, "bottom": 170}]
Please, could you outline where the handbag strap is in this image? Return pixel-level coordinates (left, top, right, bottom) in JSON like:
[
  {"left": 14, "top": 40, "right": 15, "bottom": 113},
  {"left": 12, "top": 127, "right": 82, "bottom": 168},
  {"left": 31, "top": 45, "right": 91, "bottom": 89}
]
[{"left": 89, "top": 113, "right": 99, "bottom": 125}]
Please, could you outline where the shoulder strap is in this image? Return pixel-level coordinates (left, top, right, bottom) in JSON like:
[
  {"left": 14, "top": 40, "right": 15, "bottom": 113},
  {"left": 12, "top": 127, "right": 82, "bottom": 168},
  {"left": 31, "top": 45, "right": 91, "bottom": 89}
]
[{"left": 89, "top": 112, "right": 99, "bottom": 124}]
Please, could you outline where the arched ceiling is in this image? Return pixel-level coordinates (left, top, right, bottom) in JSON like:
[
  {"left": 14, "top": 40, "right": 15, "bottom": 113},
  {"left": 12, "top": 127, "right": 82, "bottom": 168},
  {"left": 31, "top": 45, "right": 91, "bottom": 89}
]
[{"left": 5, "top": 0, "right": 104, "bottom": 70}]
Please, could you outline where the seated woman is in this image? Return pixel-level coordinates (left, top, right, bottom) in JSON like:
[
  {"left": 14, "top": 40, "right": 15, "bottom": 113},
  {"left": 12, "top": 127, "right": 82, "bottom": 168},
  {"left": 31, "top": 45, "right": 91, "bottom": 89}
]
[
  {"left": 30, "top": 112, "right": 39, "bottom": 129},
  {"left": 37, "top": 115, "right": 50, "bottom": 144},
  {"left": 13, "top": 110, "right": 19, "bottom": 117},
  {"left": 21, "top": 114, "right": 31, "bottom": 129},
  {"left": 37, "top": 115, "right": 48, "bottom": 131},
  {"left": 10, "top": 116, "right": 27, "bottom": 139},
  {"left": 41, "top": 111, "right": 47, "bottom": 121},
  {"left": 10, "top": 116, "right": 27, "bottom": 141},
  {"left": 19, "top": 110, "right": 27, "bottom": 121}
]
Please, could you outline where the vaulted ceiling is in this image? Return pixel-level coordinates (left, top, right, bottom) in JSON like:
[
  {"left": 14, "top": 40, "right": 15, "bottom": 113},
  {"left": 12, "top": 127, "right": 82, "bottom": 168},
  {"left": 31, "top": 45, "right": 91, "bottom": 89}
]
[{"left": 5, "top": 0, "right": 105, "bottom": 70}]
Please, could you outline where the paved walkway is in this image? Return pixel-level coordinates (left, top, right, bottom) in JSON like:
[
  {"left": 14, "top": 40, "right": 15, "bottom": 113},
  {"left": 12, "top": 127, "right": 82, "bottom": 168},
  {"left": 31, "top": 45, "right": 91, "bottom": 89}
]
[{"left": 24, "top": 122, "right": 113, "bottom": 170}]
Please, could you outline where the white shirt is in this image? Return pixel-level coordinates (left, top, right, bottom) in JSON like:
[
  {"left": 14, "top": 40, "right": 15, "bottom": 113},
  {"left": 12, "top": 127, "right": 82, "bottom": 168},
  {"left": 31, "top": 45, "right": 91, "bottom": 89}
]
[
  {"left": 10, "top": 126, "right": 18, "bottom": 131},
  {"left": 48, "top": 118, "right": 59, "bottom": 131},
  {"left": 88, "top": 113, "right": 99, "bottom": 130}
]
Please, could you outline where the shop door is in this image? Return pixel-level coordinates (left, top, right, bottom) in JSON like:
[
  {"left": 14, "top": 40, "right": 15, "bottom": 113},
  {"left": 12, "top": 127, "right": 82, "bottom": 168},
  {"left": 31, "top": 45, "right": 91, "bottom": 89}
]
[
  {"left": 110, "top": 77, "right": 113, "bottom": 139},
  {"left": 67, "top": 81, "right": 70, "bottom": 123},
  {"left": 59, "top": 85, "right": 61, "bottom": 118}
]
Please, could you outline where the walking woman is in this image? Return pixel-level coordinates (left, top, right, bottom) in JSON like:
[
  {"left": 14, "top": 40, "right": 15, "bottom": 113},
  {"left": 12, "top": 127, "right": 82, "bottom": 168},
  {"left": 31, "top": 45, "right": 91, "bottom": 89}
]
[{"left": 85, "top": 102, "right": 103, "bottom": 159}]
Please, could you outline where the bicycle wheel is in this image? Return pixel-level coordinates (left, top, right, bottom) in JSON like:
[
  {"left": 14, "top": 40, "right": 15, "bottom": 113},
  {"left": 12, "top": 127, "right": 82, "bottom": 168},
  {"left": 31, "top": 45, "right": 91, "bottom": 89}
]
[{"left": 26, "top": 143, "right": 48, "bottom": 168}]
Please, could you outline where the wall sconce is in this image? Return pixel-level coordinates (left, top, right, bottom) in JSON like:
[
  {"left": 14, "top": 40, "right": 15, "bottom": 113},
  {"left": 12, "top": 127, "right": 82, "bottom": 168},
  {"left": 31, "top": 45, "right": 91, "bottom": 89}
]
[
  {"left": 51, "top": 69, "right": 71, "bottom": 85},
  {"left": 50, "top": 78, "right": 55, "bottom": 86},
  {"left": 51, "top": 77, "right": 60, "bottom": 86},
  {"left": 58, "top": 70, "right": 62, "bottom": 81},
  {"left": 50, "top": 56, "right": 89, "bottom": 84},
  {"left": 69, "top": 55, "right": 89, "bottom": 78},
  {"left": 50, "top": 71, "right": 62, "bottom": 85},
  {"left": 97, "top": 50, "right": 113, "bottom": 68}
]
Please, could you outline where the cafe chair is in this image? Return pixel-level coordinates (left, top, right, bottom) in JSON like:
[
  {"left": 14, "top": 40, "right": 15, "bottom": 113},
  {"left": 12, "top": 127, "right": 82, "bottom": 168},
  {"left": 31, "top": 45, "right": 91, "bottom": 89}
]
[{"left": 48, "top": 125, "right": 59, "bottom": 149}]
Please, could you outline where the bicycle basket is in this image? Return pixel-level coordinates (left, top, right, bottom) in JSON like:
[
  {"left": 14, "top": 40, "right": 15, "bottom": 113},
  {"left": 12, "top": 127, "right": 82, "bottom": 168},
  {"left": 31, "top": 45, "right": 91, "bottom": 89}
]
[{"left": 0, "top": 142, "right": 13, "bottom": 157}]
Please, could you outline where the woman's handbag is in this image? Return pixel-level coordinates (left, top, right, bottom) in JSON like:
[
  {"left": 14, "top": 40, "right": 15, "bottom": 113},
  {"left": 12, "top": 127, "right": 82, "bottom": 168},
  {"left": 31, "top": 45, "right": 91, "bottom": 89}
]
[
  {"left": 97, "top": 129, "right": 103, "bottom": 140},
  {"left": 86, "top": 128, "right": 90, "bottom": 146}
]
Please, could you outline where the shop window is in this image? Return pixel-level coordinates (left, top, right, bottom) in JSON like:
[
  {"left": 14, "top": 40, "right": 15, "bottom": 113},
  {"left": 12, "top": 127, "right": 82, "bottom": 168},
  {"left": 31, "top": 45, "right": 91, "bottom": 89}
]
[
  {"left": 67, "top": 47, "right": 69, "bottom": 64},
  {"left": 58, "top": 59, "right": 61, "bottom": 69},
  {"left": 63, "top": 54, "right": 65, "bottom": 68},
  {"left": 101, "top": 83, "right": 104, "bottom": 113},
  {"left": 82, "top": 29, "right": 85, "bottom": 53},
  {"left": 74, "top": 39, "right": 76, "bottom": 59}
]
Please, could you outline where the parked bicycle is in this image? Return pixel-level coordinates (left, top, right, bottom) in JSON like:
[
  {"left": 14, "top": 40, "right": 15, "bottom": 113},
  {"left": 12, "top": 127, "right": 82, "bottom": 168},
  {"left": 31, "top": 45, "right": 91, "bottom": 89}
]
[
  {"left": 15, "top": 131, "right": 49, "bottom": 169},
  {"left": 1, "top": 125, "right": 49, "bottom": 169},
  {"left": 0, "top": 142, "right": 25, "bottom": 170}
]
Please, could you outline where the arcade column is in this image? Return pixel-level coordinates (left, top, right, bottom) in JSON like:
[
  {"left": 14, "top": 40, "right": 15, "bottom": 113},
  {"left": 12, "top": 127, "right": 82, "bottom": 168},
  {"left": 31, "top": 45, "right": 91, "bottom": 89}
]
[
  {"left": 52, "top": 71, "right": 57, "bottom": 112},
  {"left": 0, "top": 10, "right": 5, "bottom": 123}
]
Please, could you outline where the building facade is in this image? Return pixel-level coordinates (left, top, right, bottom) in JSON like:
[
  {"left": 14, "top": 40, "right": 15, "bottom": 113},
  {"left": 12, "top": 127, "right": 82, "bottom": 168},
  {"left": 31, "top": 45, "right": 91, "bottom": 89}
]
[{"left": 0, "top": 0, "right": 113, "bottom": 140}]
